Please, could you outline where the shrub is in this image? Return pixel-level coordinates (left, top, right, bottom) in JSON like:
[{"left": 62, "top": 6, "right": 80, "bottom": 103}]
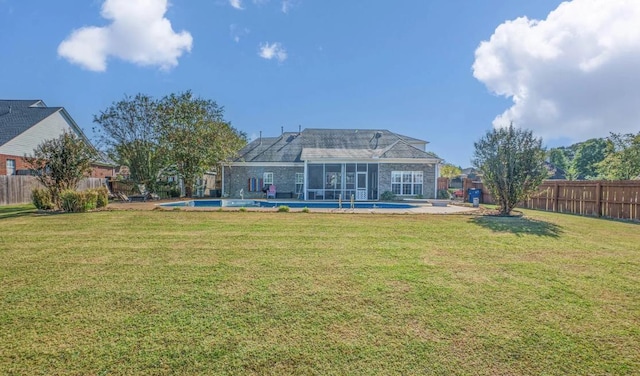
[
  {"left": 83, "top": 190, "right": 98, "bottom": 211},
  {"left": 32, "top": 188, "right": 54, "bottom": 210},
  {"left": 277, "top": 205, "right": 290, "bottom": 212},
  {"left": 95, "top": 187, "right": 109, "bottom": 208},
  {"left": 239, "top": 207, "right": 247, "bottom": 212},
  {"left": 437, "top": 189, "right": 451, "bottom": 199},
  {"left": 380, "top": 191, "right": 396, "bottom": 201},
  {"left": 60, "top": 190, "right": 86, "bottom": 213},
  {"left": 301, "top": 207, "right": 310, "bottom": 213}
]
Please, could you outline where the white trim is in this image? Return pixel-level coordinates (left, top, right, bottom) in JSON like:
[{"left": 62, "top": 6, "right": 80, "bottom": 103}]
[
  {"left": 225, "top": 162, "right": 303, "bottom": 167},
  {"left": 303, "top": 160, "right": 308, "bottom": 200},
  {"left": 226, "top": 158, "right": 441, "bottom": 167},
  {"left": 302, "top": 158, "right": 440, "bottom": 164}
]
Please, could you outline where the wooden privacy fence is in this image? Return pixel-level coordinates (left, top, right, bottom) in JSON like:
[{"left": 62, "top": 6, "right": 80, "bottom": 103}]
[
  {"left": 0, "top": 176, "right": 105, "bottom": 206},
  {"left": 466, "top": 178, "right": 640, "bottom": 221},
  {"left": 523, "top": 180, "right": 640, "bottom": 221}
]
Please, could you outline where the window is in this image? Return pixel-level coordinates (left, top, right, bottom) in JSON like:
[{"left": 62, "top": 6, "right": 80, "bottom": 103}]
[
  {"left": 391, "top": 171, "right": 423, "bottom": 195},
  {"left": 295, "top": 173, "right": 304, "bottom": 195},
  {"left": 6, "top": 159, "right": 16, "bottom": 175},
  {"left": 263, "top": 172, "right": 274, "bottom": 185}
]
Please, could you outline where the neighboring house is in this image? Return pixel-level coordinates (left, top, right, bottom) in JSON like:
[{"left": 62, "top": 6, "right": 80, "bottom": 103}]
[
  {"left": 0, "top": 99, "right": 114, "bottom": 177},
  {"left": 460, "top": 167, "right": 482, "bottom": 180},
  {"left": 222, "top": 128, "right": 441, "bottom": 200}
]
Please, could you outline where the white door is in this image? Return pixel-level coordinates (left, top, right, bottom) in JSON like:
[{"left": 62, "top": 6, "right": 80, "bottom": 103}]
[{"left": 356, "top": 172, "right": 367, "bottom": 200}]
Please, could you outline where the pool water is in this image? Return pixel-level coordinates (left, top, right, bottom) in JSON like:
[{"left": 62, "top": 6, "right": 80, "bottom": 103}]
[{"left": 160, "top": 199, "right": 416, "bottom": 209}]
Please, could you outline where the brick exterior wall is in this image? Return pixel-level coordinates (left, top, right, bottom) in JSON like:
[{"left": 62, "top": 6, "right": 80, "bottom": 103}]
[
  {"left": 378, "top": 163, "right": 437, "bottom": 198},
  {"left": 0, "top": 154, "right": 30, "bottom": 175},
  {"left": 0, "top": 153, "right": 114, "bottom": 178},
  {"left": 223, "top": 165, "right": 304, "bottom": 198}
]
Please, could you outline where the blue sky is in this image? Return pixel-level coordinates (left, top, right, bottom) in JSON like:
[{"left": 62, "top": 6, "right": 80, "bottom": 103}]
[{"left": 2, "top": 0, "right": 639, "bottom": 167}]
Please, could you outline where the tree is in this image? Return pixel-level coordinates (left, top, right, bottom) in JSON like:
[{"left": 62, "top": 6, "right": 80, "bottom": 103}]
[
  {"left": 547, "top": 148, "right": 569, "bottom": 173},
  {"left": 25, "top": 132, "right": 97, "bottom": 208},
  {"left": 570, "top": 138, "right": 607, "bottom": 180},
  {"left": 93, "top": 94, "right": 166, "bottom": 192},
  {"left": 473, "top": 124, "right": 547, "bottom": 215},
  {"left": 440, "top": 163, "right": 462, "bottom": 178},
  {"left": 597, "top": 132, "right": 640, "bottom": 180},
  {"left": 157, "top": 91, "right": 247, "bottom": 197}
]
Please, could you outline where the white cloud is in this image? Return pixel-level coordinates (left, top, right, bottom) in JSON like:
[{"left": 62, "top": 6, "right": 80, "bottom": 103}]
[
  {"left": 281, "top": 0, "right": 298, "bottom": 14},
  {"left": 229, "top": 0, "right": 243, "bottom": 10},
  {"left": 230, "top": 24, "right": 250, "bottom": 43},
  {"left": 58, "top": 0, "right": 192, "bottom": 72},
  {"left": 473, "top": 0, "right": 640, "bottom": 142},
  {"left": 258, "top": 42, "right": 287, "bottom": 62}
]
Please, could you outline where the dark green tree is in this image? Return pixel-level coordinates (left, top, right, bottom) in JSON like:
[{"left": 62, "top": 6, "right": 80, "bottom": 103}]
[
  {"left": 25, "top": 132, "right": 97, "bottom": 208},
  {"left": 473, "top": 124, "right": 547, "bottom": 215},
  {"left": 157, "top": 91, "right": 247, "bottom": 197},
  {"left": 547, "top": 148, "right": 569, "bottom": 178},
  {"left": 597, "top": 132, "right": 640, "bottom": 180},
  {"left": 93, "top": 94, "right": 166, "bottom": 192},
  {"left": 570, "top": 138, "right": 607, "bottom": 179}
]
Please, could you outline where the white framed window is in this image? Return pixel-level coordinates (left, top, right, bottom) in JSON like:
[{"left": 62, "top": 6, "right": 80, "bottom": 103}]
[
  {"left": 6, "top": 159, "right": 16, "bottom": 175},
  {"left": 295, "top": 173, "right": 304, "bottom": 184},
  {"left": 391, "top": 171, "right": 423, "bottom": 195},
  {"left": 263, "top": 172, "right": 274, "bottom": 185}
]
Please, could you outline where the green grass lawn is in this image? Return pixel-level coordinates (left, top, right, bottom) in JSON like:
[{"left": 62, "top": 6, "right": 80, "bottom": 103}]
[{"left": 1, "top": 206, "right": 638, "bottom": 375}]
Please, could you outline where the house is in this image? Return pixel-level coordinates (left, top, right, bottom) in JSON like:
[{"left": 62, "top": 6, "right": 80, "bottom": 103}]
[
  {"left": 222, "top": 128, "right": 441, "bottom": 200},
  {"left": 0, "top": 99, "right": 114, "bottom": 177}
]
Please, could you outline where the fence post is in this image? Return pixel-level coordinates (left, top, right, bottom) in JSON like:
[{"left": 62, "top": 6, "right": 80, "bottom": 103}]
[
  {"left": 595, "top": 182, "right": 602, "bottom": 217},
  {"left": 554, "top": 183, "right": 560, "bottom": 212}
]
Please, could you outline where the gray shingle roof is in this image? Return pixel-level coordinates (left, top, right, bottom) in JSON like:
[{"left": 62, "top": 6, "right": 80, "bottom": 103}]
[
  {"left": 235, "top": 129, "right": 440, "bottom": 162},
  {"left": 0, "top": 100, "right": 61, "bottom": 146},
  {"left": 0, "top": 99, "right": 115, "bottom": 166}
]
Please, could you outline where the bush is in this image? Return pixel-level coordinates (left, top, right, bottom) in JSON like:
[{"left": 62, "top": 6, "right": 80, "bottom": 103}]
[
  {"left": 380, "top": 191, "right": 396, "bottom": 201},
  {"left": 83, "top": 190, "right": 98, "bottom": 211},
  {"left": 32, "top": 188, "right": 54, "bottom": 210},
  {"left": 277, "top": 205, "right": 290, "bottom": 212},
  {"left": 59, "top": 190, "right": 99, "bottom": 213},
  {"left": 301, "top": 207, "right": 310, "bottom": 213},
  {"left": 437, "top": 189, "right": 451, "bottom": 199},
  {"left": 60, "top": 190, "right": 85, "bottom": 213},
  {"left": 94, "top": 187, "right": 109, "bottom": 208},
  {"left": 169, "top": 187, "right": 181, "bottom": 198},
  {"left": 239, "top": 207, "right": 247, "bottom": 212}
]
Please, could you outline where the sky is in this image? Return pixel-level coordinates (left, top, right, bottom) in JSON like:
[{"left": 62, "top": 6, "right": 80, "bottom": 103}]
[{"left": 2, "top": 0, "right": 640, "bottom": 167}]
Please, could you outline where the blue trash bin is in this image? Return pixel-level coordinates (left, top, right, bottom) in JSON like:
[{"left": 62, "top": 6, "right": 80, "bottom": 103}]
[{"left": 468, "top": 188, "right": 482, "bottom": 204}]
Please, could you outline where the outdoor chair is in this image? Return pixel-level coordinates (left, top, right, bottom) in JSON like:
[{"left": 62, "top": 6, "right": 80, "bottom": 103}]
[
  {"left": 117, "top": 192, "right": 131, "bottom": 202},
  {"left": 266, "top": 185, "right": 277, "bottom": 199}
]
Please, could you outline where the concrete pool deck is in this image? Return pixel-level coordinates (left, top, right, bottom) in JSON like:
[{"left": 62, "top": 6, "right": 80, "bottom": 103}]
[{"left": 108, "top": 199, "right": 480, "bottom": 215}]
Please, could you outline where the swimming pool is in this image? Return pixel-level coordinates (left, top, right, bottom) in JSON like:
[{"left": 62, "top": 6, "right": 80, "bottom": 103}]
[{"left": 160, "top": 199, "right": 417, "bottom": 209}]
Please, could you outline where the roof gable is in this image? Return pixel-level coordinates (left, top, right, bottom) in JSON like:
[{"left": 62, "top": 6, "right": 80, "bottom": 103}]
[{"left": 0, "top": 100, "right": 61, "bottom": 146}]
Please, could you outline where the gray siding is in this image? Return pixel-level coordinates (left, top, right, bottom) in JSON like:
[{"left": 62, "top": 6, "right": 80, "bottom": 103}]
[
  {"left": 379, "top": 163, "right": 436, "bottom": 199},
  {"left": 223, "top": 165, "right": 303, "bottom": 198},
  {"left": 0, "top": 111, "right": 74, "bottom": 156}
]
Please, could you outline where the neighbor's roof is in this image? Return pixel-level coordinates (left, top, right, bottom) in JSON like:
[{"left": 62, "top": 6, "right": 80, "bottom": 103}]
[
  {"left": 0, "top": 99, "right": 115, "bottom": 166},
  {"left": 234, "top": 128, "right": 440, "bottom": 163},
  {"left": 0, "top": 100, "right": 60, "bottom": 146}
]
